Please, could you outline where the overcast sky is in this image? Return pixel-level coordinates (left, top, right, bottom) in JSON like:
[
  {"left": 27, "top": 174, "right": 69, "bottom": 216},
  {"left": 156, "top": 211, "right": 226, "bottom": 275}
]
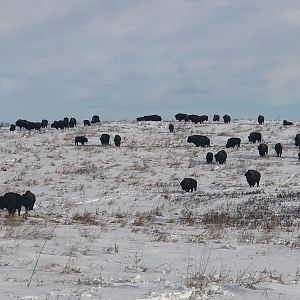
[{"left": 0, "top": 0, "right": 299, "bottom": 122}]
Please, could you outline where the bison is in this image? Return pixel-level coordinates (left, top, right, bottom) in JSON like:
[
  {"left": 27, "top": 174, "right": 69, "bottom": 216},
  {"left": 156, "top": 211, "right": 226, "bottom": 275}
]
[
  {"left": 215, "top": 150, "right": 227, "bottom": 164},
  {"left": 137, "top": 115, "right": 162, "bottom": 121},
  {"left": 100, "top": 134, "right": 110, "bottom": 145},
  {"left": 0, "top": 192, "right": 23, "bottom": 216},
  {"left": 69, "top": 117, "right": 77, "bottom": 128},
  {"left": 213, "top": 114, "right": 220, "bottom": 121},
  {"left": 180, "top": 178, "right": 197, "bottom": 192},
  {"left": 226, "top": 138, "right": 241, "bottom": 148},
  {"left": 75, "top": 136, "right": 88, "bottom": 146},
  {"left": 223, "top": 114, "right": 231, "bottom": 123},
  {"left": 114, "top": 135, "right": 121, "bottom": 147},
  {"left": 91, "top": 115, "right": 100, "bottom": 124},
  {"left": 22, "top": 191, "right": 36, "bottom": 214},
  {"left": 283, "top": 120, "right": 293, "bottom": 126},
  {"left": 275, "top": 143, "right": 283, "bottom": 157},
  {"left": 169, "top": 124, "right": 174, "bottom": 132},
  {"left": 248, "top": 132, "right": 262, "bottom": 143},
  {"left": 188, "top": 114, "right": 208, "bottom": 124},
  {"left": 15, "top": 119, "right": 28, "bottom": 129},
  {"left": 245, "top": 170, "right": 261, "bottom": 187},
  {"left": 258, "top": 143, "right": 268, "bottom": 157},
  {"left": 258, "top": 115, "right": 264, "bottom": 125},
  {"left": 175, "top": 113, "right": 189, "bottom": 122},
  {"left": 10, "top": 124, "right": 16, "bottom": 131},
  {"left": 298, "top": 153, "right": 300, "bottom": 161},
  {"left": 295, "top": 134, "right": 300, "bottom": 148},
  {"left": 206, "top": 152, "right": 214, "bottom": 163},
  {"left": 187, "top": 135, "right": 210, "bottom": 147},
  {"left": 41, "top": 119, "right": 48, "bottom": 128},
  {"left": 83, "top": 120, "right": 91, "bottom": 126}
]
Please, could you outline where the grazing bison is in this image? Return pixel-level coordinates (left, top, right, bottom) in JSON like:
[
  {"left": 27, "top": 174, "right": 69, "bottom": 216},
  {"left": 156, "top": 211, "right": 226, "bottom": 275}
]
[
  {"left": 206, "top": 152, "right": 214, "bottom": 163},
  {"left": 137, "top": 115, "right": 162, "bottom": 121},
  {"left": 10, "top": 124, "right": 16, "bottom": 131},
  {"left": 100, "top": 134, "right": 110, "bottom": 145},
  {"left": 226, "top": 138, "right": 241, "bottom": 148},
  {"left": 215, "top": 150, "right": 227, "bottom": 164},
  {"left": 41, "top": 119, "right": 48, "bottom": 128},
  {"left": 187, "top": 135, "right": 210, "bottom": 147},
  {"left": 283, "top": 120, "right": 293, "bottom": 126},
  {"left": 175, "top": 113, "right": 189, "bottom": 122},
  {"left": 51, "top": 120, "right": 66, "bottom": 130},
  {"left": 91, "top": 115, "right": 100, "bottom": 124},
  {"left": 245, "top": 170, "right": 261, "bottom": 187},
  {"left": 294, "top": 134, "right": 300, "bottom": 148},
  {"left": 180, "top": 178, "right": 197, "bottom": 192},
  {"left": 169, "top": 124, "right": 174, "bottom": 132},
  {"left": 248, "top": 132, "right": 262, "bottom": 143},
  {"left": 275, "top": 143, "right": 283, "bottom": 157},
  {"left": 258, "top": 115, "right": 264, "bottom": 125},
  {"left": 114, "top": 135, "right": 121, "bottom": 147},
  {"left": 83, "top": 120, "right": 91, "bottom": 126},
  {"left": 22, "top": 191, "right": 36, "bottom": 214},
  {"left": 213, "top": 114, "right": 220, "bottom": 121},
  {"left": 75, "top": 136, "right": 88, "bottom": 145},
  {"left": 188, "top": 114, "right": 208, "bottom": 124},
  {"left": 258, "top": 143, "right": 268, "bottom": 157},
  {"left": 223, "top": 114, "right": 231, "bottom": 123},
  {"left": 0, "top": 192, "right": 23, "bottom": 216}
]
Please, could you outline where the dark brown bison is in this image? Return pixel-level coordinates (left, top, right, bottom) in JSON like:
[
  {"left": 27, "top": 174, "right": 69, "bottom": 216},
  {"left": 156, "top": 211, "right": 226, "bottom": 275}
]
[
  {"left": 180, "top": 178, "right": 197, "bottom": 192},
  {"left": 100, "top": 134, "right": 110, "bottom": 145},
  {"left": 91, "top": 115, "right": 100, "bottom": 124},
  {"left": 223, "top": 114, "right": 231, "bottom": 123},
  {"left": 69, "top": 117, "right": 77, "bottom": 128},
  {"left": 258, "top": 143, "right": 268, "bottom": 157},
  {"left": 41, "top": 119, "right": 48, "bottom": 128},
  {"left": 213, "top": 114, "right": 220, "bottom": 121},
  {"left": 175, "top": 113, "right": 189, "bottom": 122},
  {"left": 215, "top": 150, "right": 227, "bottom": 164},
  {"left": 245, "top": 170, "right": 261, "bottom": 187},
  {"left": 298, "top": 153, "right": 300, "bottom": 160},
  {"left": 295, "top": 134, "right": 300, "bottom": 148},
  {"left": 188, "top": 114, "right": 208, "bottom": 124},
  {"left": 187, "top": 135, "right": 210, "bottom": 147},
  {"left": 114, "top": 135, "right": 121, "bottom": 147},
  {"left": 275, "top": 143, "right": 282, "bottom": 157},
  {"left": 206, "top": 152, "right": 213, "bottom": 163},
  {"left": 258, "top": 115, "right": 264, "bottom": 125},
  {"left": 75, "top": 136, "right": 88, "bottom": 145},
  {"left": 137, "top": 115, "right": 162, "bottom": 121},
  {"left": 169, "top": 124, "right": 174, "bottom": 132},
  {"left": 10, "top": 124, "right": 16, "bottom": 131},
  {"left": 22, "top": 191, "right": 36, "bottom": 214},
  {"left": 83, "top": 120, "right": 91, "bottom": 126},
  {"left": 283, "top": 120, "right": 293, "bottom": 126},
  {"left": 226, "top": 138, "right": 241, "bottom": 148},
  {"left": 248, "top": 132, "right": 262, "bottom": 143},
  {"left": 0, "top": 192, "right": 23, "bottom": 215}
]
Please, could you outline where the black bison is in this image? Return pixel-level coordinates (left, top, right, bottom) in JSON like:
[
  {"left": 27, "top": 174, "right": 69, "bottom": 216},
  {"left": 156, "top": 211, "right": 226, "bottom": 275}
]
[
  {"left": 114, "top": 135, "right": 121, "bottom": 147},
  {"left": 226, "top": 138, "right": 241, "bottom": 148},
  {"left": 137, "top": 115, "right": 162, "bottom": 121},
  {"left": 175, "top": 113, "right": 189, "bottom": 122},
  {"left": 75, "top": 136, "right": 88, "bottom": 145},
  {"left": 258, "top": 115, "right": 264, "bottom": 125},
  {"left": 283, "top": 120, "right": 293, "bottom": 126},
  {"left": 100, "top": 134, "right": 110, "bottom": 145},
  {"left": 0, "top": 191, "right": 36, "bottom": 216},
  {"left": 275, "top": 143, "right": 283, "bottom": 157},
  {"left": 83, "top": 120, "right": 91, "bottom": 126},
  {"left": 10, "top": 124, "right": 16, "bottom": 131},
  {"left": 248, "top": 132, "right": 262, "bottom": 143},
  {"left": 258, "top": 143, "right": 268, "bottom": 157},
  {"left": 169, "top": 124, "right": 174, "bottom": 132},
  {"left": 69, "top": 117, "right": 77, "bottom": 128},
  {"left": 215, "top": 150, "right": 227, "bottom": 164},
  {"left": 180, "top": 178, "right": 197, "bottom": 192},
  {"left": 213, "top": 114, "right": 220, "bottom": 121},
  {"left": 63, "top": 117, "right": 69, "bottom": 128},
  {"left": 91, "top": 115, "right": 100, "bottom": 124},
  {"left": 223, "top": 114, "right": 231, "bottom": 123},
  {"left": 51, "top": 120, "right": 66, "bottom": 130},
  {"left": 188, "top": 114, "right": 208, "bottom": 124},
  {"left": 187, "top": 135, "right": 210, "bottom": 147},
  {"left": 15, "top": 119, "right": 28, "bottom": 129},
  {"left": 206, "top": 152, "right": 214, "bottom": 163},
  {"left": 294, "top": 134, "right": 300, "bottom": 148},
  {"left": 41, "top": 119, "right": 48, "bottom": 128},
  {"left": 298, "top": 153, "right": 300, "bottom": 160},
  {"left": 245, "top": 170, "right": 261, "bottom": 187}
]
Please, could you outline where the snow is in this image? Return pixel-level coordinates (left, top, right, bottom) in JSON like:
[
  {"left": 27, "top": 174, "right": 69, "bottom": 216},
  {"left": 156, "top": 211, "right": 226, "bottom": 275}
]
[{"left": 0, "top": 119, "right": 299, "bottom": 299}]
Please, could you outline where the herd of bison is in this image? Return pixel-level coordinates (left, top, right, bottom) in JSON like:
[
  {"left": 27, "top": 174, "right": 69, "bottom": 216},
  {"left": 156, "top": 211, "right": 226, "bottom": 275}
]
[{"left": 1, "top": 113, "right": 299, "bottom": 217}]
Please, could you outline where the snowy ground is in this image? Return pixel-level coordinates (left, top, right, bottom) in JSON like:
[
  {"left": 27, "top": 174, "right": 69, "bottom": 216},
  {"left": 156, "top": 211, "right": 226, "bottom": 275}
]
[{"left": 0, "top": 119, "right": 299, "bottom": 300}]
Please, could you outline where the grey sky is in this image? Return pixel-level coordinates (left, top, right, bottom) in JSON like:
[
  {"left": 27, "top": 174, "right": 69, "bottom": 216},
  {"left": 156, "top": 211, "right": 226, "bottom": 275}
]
[{"left": 0, "top": 0, "right": 299, "bottom": 122}]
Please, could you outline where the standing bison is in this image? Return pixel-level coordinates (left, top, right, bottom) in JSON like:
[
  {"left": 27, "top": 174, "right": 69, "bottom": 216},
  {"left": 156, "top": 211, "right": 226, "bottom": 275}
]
[
  {"left": 114, "top": 135, "right": 121, "bottom": 147},
  {"left": 137, "top": 115, "right": 162, "bottom": 121},
  {"left": 206, "top": 152, "right": 214, "bottom": 163},
  {"left": 100, "top": 134, "right": 110, "bottom": 145},
  {"left": 245, "top": 170, "right": 261, "bottom": 187},
  {"left": 223, "top": 114, "right": 231, "bottom": 123},
  {"left": 295, "top": 134, "right": 300, "bottom": 148},
  {"left": 213, "top": 114, "right": 220, "bottom": 121},
  {"left": 298, "top": 153, "right": 300, "bottom": 160},
  {"left": 10, "top": 124, "right": 16, "bottom": 131},
  {"left": 83, "top": 120, "right": 91, "bottom": 126},
  {"left": 41, "top": 119, "right": 48, "bottom": 128},
  {"left": 275, "top": 143, "right": 283, "bottom": 157},
  {"left": 91, "top": 115, "right": 101, "bottom": 124},
  {"left": 175, "top": 113, "right": 189, "bottom": 122},
  {"left": 180, "top": 178, "right": 197, "bottom": 192},
  {"left": 248, "top": 132, "right": 262, "bottom": 143},
  {"left": 215, "top": 150, "right": 227, "bottom": 164},
  {"left": 258, "top": 143, "right": 268, "bottom": 157},
  {"left": 188, "top": 114, "right": 208, "bottom": 124},
  {"left": 283, "top": 120, "right": 293, "bottom": 126},
  {"left": 187, "top": 135, "right": 210, "bottom": 147},
  {"left": 75, "top": 136, "right": 88, "bottom": 145},
  {"left": 22, "top": 191, "right": 36, "bottom": 214},
  {"left": 169, "top": 124, "right": 174, "bottom": 132},
  {"left": 226, "top": 138, "right": 241, "bottom": 148},
  {"left": 258, "top": 115, "right": 264, "bottom": 125}
]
